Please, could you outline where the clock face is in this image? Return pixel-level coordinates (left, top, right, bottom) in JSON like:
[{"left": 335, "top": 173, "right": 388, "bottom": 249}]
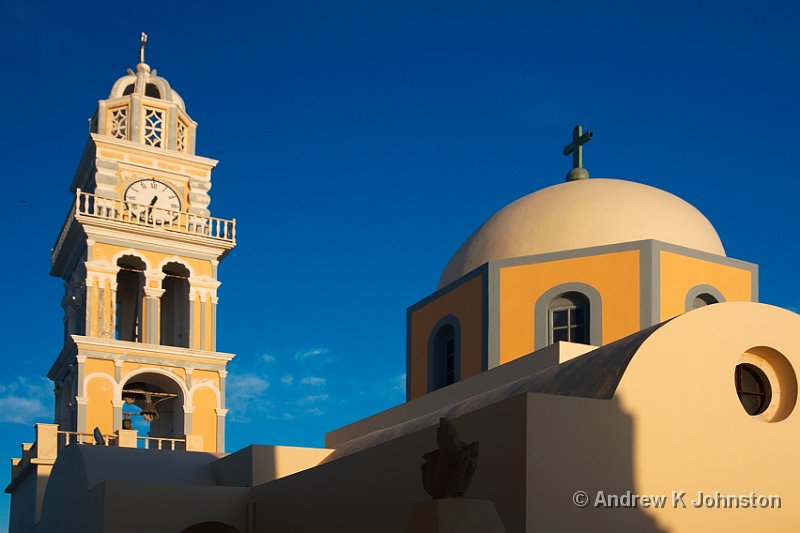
[{"left": 124, "top": 178, "right": 182, "bottom": 224}]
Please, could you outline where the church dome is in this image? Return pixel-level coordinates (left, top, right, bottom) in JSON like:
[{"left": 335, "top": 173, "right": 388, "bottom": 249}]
[{"left": 438, "top": 178, "right": 725, "bottom": 288}]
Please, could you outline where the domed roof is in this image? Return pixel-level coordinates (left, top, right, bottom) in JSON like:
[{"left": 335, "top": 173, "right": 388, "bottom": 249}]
[
  {"left": 108, "top": 62, "right": 186, "bottom": 110},
  {"left": 438, "top": 178, "right": 725, "bottom": 288}
]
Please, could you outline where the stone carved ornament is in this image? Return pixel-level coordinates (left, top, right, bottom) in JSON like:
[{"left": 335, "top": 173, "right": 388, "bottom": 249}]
[{"left": 421, "top": 418, "right": 479, "bottom": 499}]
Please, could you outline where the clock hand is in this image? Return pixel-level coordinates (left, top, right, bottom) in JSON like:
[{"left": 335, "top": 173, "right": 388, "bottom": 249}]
[{"left": 149, "top": 196, "right": 158, "bottom": 206}]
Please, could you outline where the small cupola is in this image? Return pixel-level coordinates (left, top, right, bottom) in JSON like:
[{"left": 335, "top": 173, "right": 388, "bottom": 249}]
[{"left": 90, "top": 33, "right": 196, "bottom": 154}]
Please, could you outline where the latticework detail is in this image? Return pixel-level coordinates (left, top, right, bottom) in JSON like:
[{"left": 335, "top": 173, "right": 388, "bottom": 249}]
[
  {"left": 176, "top": 120, "right": 187, "bottom": 152},
  {"left": 143, "top": 107, "right": 164, "bottom": 147},
  {"left": 109, "top": 107, "right": 128, "bottom": 140}
]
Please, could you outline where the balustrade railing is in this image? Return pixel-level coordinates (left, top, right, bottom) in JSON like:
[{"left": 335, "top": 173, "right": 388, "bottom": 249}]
[
  {"left": 138, "top": 436, "right": 185, "bottom": 451},
  {"left": 57, "top": 430, "right": 116, "bottom": 449},
  {"left": 73, "top": 189, "right": 235, "bottom": 242}
]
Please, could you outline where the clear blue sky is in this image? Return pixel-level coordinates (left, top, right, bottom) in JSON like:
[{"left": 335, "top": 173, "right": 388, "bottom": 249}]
[{"left": 1, "top": 0, "right": 799, "bottom": 527}]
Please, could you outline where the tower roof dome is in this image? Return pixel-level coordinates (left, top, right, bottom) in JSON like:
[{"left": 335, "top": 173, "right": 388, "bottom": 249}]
[
  {"left": 108, "top": 62, "right": 186, "bottom": 110},
  {"left": 438, "top": 178, "right": 725, "bottom": 288}
]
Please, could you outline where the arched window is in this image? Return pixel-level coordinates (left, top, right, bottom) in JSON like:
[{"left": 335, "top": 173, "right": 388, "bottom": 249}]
[
  {"left": 685, "top": 285, "right": 725, "bottom": 312},
  {"left": 160, "top": 262, "right": 190, "bottom": 348},
  {"left": 116, "top": 255, "right": 146, "bottom": 342},
  {"left": 692, "top": 293, "right": 719, "bottom": 309},
  {"left": 548, "top": 292, "right": 590, "bottom": 344},
  {"left": 534, "top": 283, "right": 602, "bottom": 350},
  {"left": 428, "top": 317, "right": 460, "bottom": 392}
]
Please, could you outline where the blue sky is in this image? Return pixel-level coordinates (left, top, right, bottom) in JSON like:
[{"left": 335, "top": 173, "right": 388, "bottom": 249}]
[{"left": 1, "top": 0, "right": 799, "bottom": 527}]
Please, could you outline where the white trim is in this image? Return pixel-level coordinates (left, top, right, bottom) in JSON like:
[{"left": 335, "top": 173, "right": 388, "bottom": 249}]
[
  {"left": 111, "top": 248, "right": 153, "bottom": 270},
  {"left": 189, "top": 382, "right": 222, "bottom": 410},
  {"left": 156, "top": 255, "right": 197, "bottom": 277},
  {"left": 121, "top": 367, "right": 190, "bottom": 408}
]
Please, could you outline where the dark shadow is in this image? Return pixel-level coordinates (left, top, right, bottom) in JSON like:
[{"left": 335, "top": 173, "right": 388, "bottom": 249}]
[{"left": 182, "top": 522, "right": 240, "bottom": 533}]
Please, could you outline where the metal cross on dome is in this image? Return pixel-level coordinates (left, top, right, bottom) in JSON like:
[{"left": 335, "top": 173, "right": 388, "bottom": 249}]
[{"left": 562, "top": 124, "right": 593, "bottom": 181}]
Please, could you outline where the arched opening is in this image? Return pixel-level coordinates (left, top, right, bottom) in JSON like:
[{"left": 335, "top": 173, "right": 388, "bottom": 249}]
[
  {"left": 548, "top": 292, "right": 590, "bottom": 344},
  {"left": 121, "top": 372, "right": 185, "bottom": 442},
  {"left": 685, "top": 285, "right": 726, "bottom": 312},
  {"left": 160, "top": 262, "right": 190, "bottom": 348},
  {"left": 692, "top": 293, "right": 719, "bottom": 309},
  {"left": 122, "top": 83, "right": 134, "bottom": 96},
  {"left": 116, "top": 255, "right": 146, "bottom": 342},
  {"left": 428, "top": 317, "right": 460, "bottom": 392},
  {"left": 145, "top": 83, "right": 161, "bottom": 98},
  {"left": 181, "top": 523, "right": 240, "bottom": 533}
]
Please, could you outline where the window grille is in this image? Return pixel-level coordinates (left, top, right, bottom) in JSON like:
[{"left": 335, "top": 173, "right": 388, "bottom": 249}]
[{"left": 143, "top": 107, "right": 165, "bottom": 147}]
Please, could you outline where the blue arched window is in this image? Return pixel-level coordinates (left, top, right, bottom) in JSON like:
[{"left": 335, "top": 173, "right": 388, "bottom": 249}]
[{"left": 428, "top": 316, "right": 461, "bottom": 391}]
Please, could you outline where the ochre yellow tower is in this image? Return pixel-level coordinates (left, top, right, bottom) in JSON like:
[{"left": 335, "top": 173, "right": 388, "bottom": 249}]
[{"left": 49, "top": 38, "right": 235, "bottom": 452}]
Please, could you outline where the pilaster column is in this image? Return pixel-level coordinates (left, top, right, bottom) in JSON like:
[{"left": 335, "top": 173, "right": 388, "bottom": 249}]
[
  {"left": 112, "top": 399, "right": 123, "bottom": 431},
  {"left": 183, "top": 405, "right": 194, "bottom": 434},
  {"left": 215, "top": 408, "right": 228, "bottom": 453},
  {"left": 218, "top": 369, "right": 227, "bottom": 409},
  {"left": 143, "top": 269, "right": 166, "bottom": 344},
  {"left": 189, "top": 275, "right": 221, "bottom": 352},
  {"left": 84, "top": 260, "right": 119, "bottom": 339}
]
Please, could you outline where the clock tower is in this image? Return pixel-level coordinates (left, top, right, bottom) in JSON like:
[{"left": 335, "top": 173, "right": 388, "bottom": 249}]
[{"left": 49, "top": 37, "right": 235, "bottom": 452}]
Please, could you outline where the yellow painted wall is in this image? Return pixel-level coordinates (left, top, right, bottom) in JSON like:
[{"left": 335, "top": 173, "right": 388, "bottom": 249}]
[
  {"left": 659, "top": 250, "right": 753, "bottom": 321},
  {"left": 192, "top": 387, "right": 218, "bottom": 452},
  {"left": 192, "top": 369, "right": 219, "bottom": 385},
  {"left": 499, "top": 251, "right": 641, "bottom": 363},
  {"left": 408, "top": 274, "right": 484, "bottom": 400},
  {"left": 85, "top": 375, "right": 114, "bottom": 434},
  {"left": 85, "top": 358, "right": 115, "bottom": 377},
  {"left": 91, "top": 242, "right": 213, "bottom": 277}
]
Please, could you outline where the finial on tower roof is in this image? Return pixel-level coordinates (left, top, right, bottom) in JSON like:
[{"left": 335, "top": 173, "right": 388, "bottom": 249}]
[
  {"left": 139, "top": 32, "right": 148, "bottom": 64},
  {"left": 563, "top": 124, "right": 593, "bottom": 181}
]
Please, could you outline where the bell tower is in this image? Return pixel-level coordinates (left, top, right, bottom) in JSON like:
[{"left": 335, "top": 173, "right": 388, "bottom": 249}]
[{"left": 49, "top": 35, "right": 236, "bottom": 452}]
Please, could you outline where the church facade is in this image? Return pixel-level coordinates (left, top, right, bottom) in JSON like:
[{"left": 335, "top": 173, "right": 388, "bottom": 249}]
[{"left": 6, "top": 42, "right": 800, "bottom": 533}]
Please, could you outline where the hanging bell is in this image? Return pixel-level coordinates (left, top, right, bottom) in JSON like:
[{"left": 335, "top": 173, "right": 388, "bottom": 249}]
[{"left": 140, "top": 393, "right": 159, "bottom": 422}]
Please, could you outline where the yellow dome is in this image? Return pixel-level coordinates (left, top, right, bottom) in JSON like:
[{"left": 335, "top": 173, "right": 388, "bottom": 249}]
[{"left": 438, "top": 178, "right": 725, "bottom": 288}]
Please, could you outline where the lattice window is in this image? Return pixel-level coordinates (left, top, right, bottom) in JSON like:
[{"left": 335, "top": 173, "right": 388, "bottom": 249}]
[
  {"left": 176, "top": 120, "right": 187, "bottom": 152},
  {"left": 109, "top": 107, "right": 128, "bottom": 140},
  {"left": 143, "top": 107, "right": 165, "bottom": 147}
]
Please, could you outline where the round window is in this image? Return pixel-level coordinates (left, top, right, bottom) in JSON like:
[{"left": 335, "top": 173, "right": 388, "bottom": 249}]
[{"left": 734, "top": 363, "right": 772, "bottom": 416}]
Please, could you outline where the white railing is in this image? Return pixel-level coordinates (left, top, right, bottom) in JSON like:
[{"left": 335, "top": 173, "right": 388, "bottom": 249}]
[
  {"left": 73, "top": 189, "right": 236, "bottom": 242},
  {"left": 138, "top": 436, "right": 185, "bottom": 451},
  {"left": 57, "top": 430, "right": 116, "bottom": 449}
]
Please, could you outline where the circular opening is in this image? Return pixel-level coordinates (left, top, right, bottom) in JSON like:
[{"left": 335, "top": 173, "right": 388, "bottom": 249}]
[
  {"left": 735, "top": 346, "right": 797, "bottom": 422},
  {"left": 734, "top": 363, "right": 772, "bottom": 415}
]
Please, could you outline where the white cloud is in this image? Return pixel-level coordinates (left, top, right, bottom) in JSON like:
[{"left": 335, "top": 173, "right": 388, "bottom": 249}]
[
  {"left": 280, "top": 375, "right": 294, "bottom": 386},
  {"left": 228, "top": 374, "right": 269, "bottom": 395},
  {"left": 294, "top": 347, "right": 329, "bottom": 361},
  {"left": 261, "top": 353, "right": 276, "bottom": 363},
  {"left": 0, "top": 377, "right": 51, "bottom": 424},
  {"left": 226, "top": 373, "right": 270, "bottom": 422},
  {"left": 296, "top": 394, "right": 329, "bottom": 405},
  {"left": 389, "top": 373, "right": 406, "bottom": 394},
  {"left": 300, "top": 376, "right": 327, "bottom": 387},
  {"left": 304, "top": 407, "right": 324, "bottom": 416}
]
